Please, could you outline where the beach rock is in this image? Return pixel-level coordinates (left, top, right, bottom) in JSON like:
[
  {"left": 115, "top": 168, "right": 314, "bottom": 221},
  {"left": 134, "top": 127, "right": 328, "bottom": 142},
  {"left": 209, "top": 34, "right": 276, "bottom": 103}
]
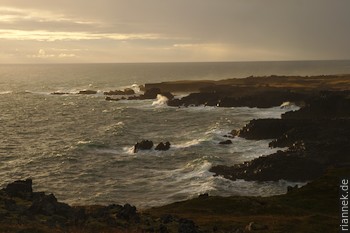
[
  {"left": 155, "top": 141, "right": 171, "bottom": 151},
  {"left": 231, "top": 129, "right": 238, "bottom": 137},
  {"left": 159, "top": 224, "right": 169, "bottom": 233},
  {"left": 287, "top": 185, "right": 299, "bottom": 193},
  {"left": 178, "top": 218, "right": 199, "bottom": 233},
  {"left": 104, "top": 88, "right": 135, "bottom": 96},
  {"left": 78, "top": 90, "right": 97, "bottom": 95},
  {"left": 219, "top": 140, "right": 232, "bottom": 145},
  {"left": 210, "top": 150, "right": 325, "bottom": 182},
  {"left": 134, "top": 140, "right": 154, "bottom": 153},
  {"left": 198, "top": 193, "right": 209, "bottom": 198},
  {"left": 237, "top": 119, "right": 301, "bottom": 140},
  {"left": 245, "top": 222, "right": 268, "bottom": 231},
  {"left": 105, "top": 96, "right": 119, "bottom": 101},
  {"left": 4, "top": 179, "right": 33, "bottom": 200},
  {"left": 116, "top": 204, "right": 139, "bottom": 222},
  {"left": 104, "top": 90, "right": 124, "bottom": 95},
  {"left": 143, "top": 88, "right": 161, "bottom": 99},
  {"left": 28, "top": 193, "right": 72, "bottom": 217},
  {"left": 160, "top": 214, "right": 176, "bottom": 224}
]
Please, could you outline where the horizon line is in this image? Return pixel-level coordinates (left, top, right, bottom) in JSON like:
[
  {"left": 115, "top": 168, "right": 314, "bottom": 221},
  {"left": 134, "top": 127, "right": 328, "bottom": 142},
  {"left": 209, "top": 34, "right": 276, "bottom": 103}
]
[{"left": 1, "top": 59, "right": 350, "bottom": 66}]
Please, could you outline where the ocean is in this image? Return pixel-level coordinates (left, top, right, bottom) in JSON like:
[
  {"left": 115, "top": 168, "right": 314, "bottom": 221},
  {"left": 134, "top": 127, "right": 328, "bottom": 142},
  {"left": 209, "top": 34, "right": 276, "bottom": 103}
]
[{"left": 1, "top": 61, "right": 350, "bottom": 208}]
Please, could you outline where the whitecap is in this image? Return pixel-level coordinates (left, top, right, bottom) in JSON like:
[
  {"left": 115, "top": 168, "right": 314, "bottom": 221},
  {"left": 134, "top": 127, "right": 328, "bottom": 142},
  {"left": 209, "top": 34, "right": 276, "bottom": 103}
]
[
  {"left": 152, "top": 94, "right": 169, "bottom": 107},
  {"left": 0, "top": 91, "right": 12, "bottom": 95},
  {"left": 172, "top": 139, "right": 205, "bottom": 149}
]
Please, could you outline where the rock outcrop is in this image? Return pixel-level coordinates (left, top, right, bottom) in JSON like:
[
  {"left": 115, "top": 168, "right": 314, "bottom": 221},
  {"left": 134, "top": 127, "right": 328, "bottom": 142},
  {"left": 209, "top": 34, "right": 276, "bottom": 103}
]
[
  {"left": 211, "top": 91, "right": 350, "bottom": 182},
  {"left": 78, "top": 90, "right": 97, "bottom": 95},
  {"left": 155, "top": 142, "right": 171, "bottom": 151},
  {"left": 134, "top": 140, "right": 154, "bottom": 153},
  {"left": 104, "top": 88, "right": 135, "bottom": 96}
]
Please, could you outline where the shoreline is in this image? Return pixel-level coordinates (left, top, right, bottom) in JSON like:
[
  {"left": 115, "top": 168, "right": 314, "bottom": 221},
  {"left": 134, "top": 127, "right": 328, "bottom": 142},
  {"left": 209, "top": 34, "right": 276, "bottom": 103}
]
[{"left": 1, "top": 74, "right": 350, "bottom": 232}]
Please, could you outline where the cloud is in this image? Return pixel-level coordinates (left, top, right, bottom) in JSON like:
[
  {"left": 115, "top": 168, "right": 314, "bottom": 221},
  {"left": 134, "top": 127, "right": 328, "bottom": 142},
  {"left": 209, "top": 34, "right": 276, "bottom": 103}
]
[
  {"left": 0, "top": 6, "right": 96, "bottom": 25},
  {"left": 0, "top": 29, "right": 162, "bottom": 42},
  {"left": 0, "top": 1, "right": 349, "bottom": 63},
  {"left": 27, "top": 48, "right": 76, "bottom": 59}
]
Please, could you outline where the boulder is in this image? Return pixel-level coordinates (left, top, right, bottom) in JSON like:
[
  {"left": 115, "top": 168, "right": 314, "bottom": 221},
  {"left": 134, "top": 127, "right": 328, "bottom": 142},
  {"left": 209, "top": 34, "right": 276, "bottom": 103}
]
[
  {"left": 219, "top": 140, "right": 232, "bottom": 145},
  {"left": 178, "top": 218, "right": 199, "bottom": 233},
  {"left": 155, "top": 142, "right": 171, "bottom": 151},
  {"left": 27, "top": 193, "right": 72, "bottom": 217},
  {"left": 116, "top": 204, "right": 139, "bottom": 222},
  {"left": 4, "top": 179, "right": 33, "bottom": 200},
  {"left": 123, "top": 88, "right": 136, "bottom": 95},
  {"left": 105, "top": 96, "right": 119, "bottom": 101},
  {"left": 134, "top": 140, "right": 154, "bottom": 153}
]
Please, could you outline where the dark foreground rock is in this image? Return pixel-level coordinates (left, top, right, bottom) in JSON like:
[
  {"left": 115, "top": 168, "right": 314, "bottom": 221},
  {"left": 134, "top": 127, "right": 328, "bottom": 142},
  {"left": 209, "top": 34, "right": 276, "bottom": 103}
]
[{"left": 0, "top": 179, "right": 201, "bottom": 233}]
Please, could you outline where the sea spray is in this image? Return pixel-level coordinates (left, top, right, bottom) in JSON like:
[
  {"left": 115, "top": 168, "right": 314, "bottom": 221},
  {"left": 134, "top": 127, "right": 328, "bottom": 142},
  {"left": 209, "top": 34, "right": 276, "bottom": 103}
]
[{"left": 152, "top": 94, "right": 169, "bottom": 106}]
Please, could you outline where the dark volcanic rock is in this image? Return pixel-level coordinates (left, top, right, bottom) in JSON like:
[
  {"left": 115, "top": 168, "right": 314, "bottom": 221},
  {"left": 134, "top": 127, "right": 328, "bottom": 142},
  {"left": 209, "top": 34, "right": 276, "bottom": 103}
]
[
  {"left": 167, "top": 88, "right": 310, "bottom": 108},
  {"left": 282, "top": 91, "right": 350, "bottom": 119},
  {"left": 212, "top": 91, "right": 350, "bottom": 182},
  {"left": 105, "top": 96, "right": 120, "bottom": 101},
  {"left": 155, "top": 142, "right": 171, "bottom": 151},
  {"left": 28, "top": 193, "right": 73, "bottom": 217},
  {"left": 143, "top": 88, "right": 161, "bottom": 99},
  {"left": 4, "top": 179, "right": 33, "bottom": 200},
  {"left": 211, "top": 150, "right": 325, "bottom": 182},
  {"left": 178, "top": 218, "right": 199, "bottom": 233},
  {"left": 219, "top": 140, "right": 232, "bottom": 145},
  {"left": 78, "top": 90, "right": 97, "bottom": 95},
  {"left": 115, "top": 204, "right": 140, "bottom": 223},
  {"left": 104, "top": 88, "right": 135, "bottom": 96},
  {"left": 134, "top": 140, "right": 154, "bottom": 153},
  {"left": 237, "top": 119, "right": 302, "bottom": 140}
]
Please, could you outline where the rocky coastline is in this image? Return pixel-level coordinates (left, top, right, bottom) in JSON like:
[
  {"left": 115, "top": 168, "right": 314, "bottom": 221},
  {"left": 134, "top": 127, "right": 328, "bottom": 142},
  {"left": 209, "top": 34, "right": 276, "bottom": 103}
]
[{"left": 2, "top": 74, "right": 350, "bottom": 232}]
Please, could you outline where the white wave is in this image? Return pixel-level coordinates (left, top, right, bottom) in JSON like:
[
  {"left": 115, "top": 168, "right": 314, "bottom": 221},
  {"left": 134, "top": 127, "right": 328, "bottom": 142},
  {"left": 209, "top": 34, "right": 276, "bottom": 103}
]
[
  {"left": 0, "top": 91, "right": 12, "bottom": 95},
  {"left": 77, "top": 140, "right": 92, "bottom": 145},
  {"left": 211, "top": 176, "right": 307, "bottom": 197},
  {"left": 152, "top": 94, "right": 169, "bottom": 106},
  {"left": 172, "top": 139, "right": 205, "bottom": 149}
]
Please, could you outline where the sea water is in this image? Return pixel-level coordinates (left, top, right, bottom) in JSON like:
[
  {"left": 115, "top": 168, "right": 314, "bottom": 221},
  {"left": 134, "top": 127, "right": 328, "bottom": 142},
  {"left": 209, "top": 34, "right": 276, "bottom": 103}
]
[{"left": 1, "top": 61, "right": 349, "bottom": 208}]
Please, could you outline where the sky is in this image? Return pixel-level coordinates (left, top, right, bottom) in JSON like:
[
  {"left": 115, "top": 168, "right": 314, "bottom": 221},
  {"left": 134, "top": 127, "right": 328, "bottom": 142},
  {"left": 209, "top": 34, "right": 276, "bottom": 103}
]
[{"left": 0, "top": 0, "right": 349, "bottom": 63}]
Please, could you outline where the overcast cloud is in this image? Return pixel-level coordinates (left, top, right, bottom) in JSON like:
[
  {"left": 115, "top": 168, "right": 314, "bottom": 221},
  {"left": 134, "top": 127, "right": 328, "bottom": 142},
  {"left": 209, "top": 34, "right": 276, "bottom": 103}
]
[{"left": 0, "top": 0, "right": 349, "bottom": 63}]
